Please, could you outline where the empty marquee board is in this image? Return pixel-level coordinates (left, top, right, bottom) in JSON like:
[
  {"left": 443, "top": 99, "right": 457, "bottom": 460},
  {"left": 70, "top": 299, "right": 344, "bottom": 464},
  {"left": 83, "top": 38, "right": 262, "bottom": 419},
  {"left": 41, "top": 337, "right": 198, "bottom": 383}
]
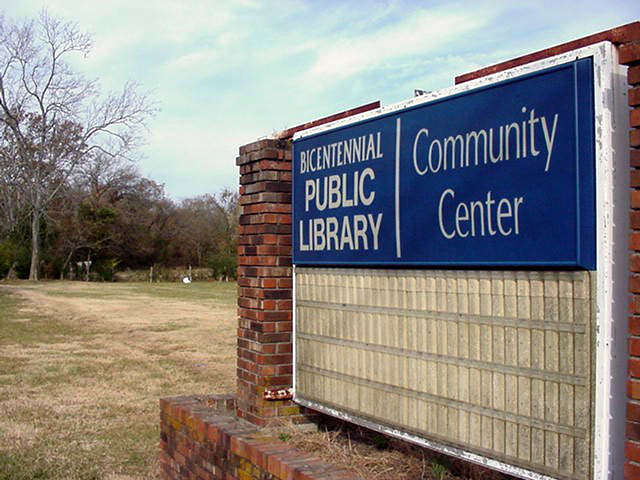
[{"left": 294, "top": 268, "right": 594, "bottom": 479}]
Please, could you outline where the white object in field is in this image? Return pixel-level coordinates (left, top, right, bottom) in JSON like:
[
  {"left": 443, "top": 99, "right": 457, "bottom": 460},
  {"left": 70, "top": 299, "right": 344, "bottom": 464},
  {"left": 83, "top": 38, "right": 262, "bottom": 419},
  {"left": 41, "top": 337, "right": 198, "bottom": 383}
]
[{"left": 182, "top": 277, "right": 191, "bottom": 284}]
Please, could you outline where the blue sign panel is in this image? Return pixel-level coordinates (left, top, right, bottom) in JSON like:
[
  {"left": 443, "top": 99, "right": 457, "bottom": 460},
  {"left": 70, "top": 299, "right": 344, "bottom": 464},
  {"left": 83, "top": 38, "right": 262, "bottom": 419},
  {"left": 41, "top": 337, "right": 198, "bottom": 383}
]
[{"left": 292, "top": 58, "right": 595, "bottom": 269}]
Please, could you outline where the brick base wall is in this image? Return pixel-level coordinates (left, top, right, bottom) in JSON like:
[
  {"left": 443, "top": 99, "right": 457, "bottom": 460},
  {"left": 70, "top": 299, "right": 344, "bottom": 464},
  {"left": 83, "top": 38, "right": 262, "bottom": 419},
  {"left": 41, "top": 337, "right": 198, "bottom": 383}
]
[{"left": 159, "top": 395, "right": 359, "bottom": 480}]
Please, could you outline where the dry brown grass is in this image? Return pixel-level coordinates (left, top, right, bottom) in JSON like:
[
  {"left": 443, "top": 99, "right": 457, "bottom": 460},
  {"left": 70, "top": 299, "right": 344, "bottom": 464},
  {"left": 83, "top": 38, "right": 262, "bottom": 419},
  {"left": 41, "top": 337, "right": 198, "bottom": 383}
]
[
  {"left": 0, "top": 280, "right": 237, "bottom": 480},
  {"left": 271, "top": 418, "right": 513, "bottom": 480}
]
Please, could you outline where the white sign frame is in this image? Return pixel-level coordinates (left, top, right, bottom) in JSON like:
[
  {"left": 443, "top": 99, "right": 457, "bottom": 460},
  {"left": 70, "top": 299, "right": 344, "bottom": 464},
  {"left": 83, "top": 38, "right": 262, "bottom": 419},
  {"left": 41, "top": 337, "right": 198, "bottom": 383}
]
[{"left": 292, "top": 41, "right": 628, "bottom": 480}]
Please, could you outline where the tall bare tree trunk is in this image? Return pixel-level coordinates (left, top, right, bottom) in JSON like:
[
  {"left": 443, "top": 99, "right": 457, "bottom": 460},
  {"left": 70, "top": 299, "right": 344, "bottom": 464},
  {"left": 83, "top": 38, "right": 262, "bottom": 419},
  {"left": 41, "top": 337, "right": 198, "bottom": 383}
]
[{"left": 29, "top": 209, "right": 40, "bottom": 281}]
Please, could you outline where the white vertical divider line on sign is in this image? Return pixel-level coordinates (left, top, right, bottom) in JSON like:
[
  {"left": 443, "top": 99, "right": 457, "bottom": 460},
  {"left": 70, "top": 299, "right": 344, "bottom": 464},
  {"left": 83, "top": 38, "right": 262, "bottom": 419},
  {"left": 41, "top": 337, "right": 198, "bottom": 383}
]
[{"left": 395, "top": 117, "right": 402, "bottom": 259}]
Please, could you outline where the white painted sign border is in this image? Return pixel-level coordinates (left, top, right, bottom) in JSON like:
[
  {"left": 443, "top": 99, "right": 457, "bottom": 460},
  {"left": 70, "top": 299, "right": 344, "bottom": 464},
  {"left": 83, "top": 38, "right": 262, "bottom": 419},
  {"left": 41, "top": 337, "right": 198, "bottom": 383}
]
[{"left": 292, "top": 41, "right": 628, "bottom": 480}]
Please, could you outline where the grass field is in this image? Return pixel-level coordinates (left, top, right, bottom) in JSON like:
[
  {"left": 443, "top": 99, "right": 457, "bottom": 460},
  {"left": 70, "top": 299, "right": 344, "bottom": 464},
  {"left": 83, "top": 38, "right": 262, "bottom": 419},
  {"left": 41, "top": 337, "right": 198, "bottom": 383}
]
[{"left": 0, "top": 280, "right": 237, "bottom": 480}]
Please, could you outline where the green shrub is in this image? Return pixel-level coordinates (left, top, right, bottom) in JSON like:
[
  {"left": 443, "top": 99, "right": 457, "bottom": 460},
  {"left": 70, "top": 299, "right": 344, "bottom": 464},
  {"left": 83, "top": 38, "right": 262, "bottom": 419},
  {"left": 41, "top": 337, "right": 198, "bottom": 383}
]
[
  {"left": 0, "top": 239, "right": 30, "bottom": 279},
  {"left": 92, "top": 258, "right": 121, "bottom": 282},
  {"left": 208, "top": 251, "right": 237, "bottom": 280}
]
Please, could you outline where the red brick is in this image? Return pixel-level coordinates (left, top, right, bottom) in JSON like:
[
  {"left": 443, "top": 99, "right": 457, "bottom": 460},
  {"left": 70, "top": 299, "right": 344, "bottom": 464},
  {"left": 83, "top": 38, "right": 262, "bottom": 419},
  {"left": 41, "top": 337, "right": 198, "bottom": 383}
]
[
  {"left": 630, "top": 65, "right": 640, "bottom": 85},
  {"left": 255, "top": 353, "right": 292, "bottom": 365},
  {"left": 631, "top": 191, "right": 640, "bottom": 209},
  {"left": 455, "top": 23, "right": 640, "bottom": 84},
  {"left": 239, "top": 139, "right": 279, "bottom": 155},
  {"left": 276, "top": 364, "right": 293, "bottom": 375},
  {"left": 632, "top": 87, "right": 640, "bottom": 107},
  {"left": 238, "top": 297, "right": 259, "bottom": 309},
  {"left": 257, "top": 245, "right": 280, "bottom": 255},
  {"left": 256, "top": 332, "right": 290, "bottom": 343},
  {"left": 255, "top": 310, "right": 291, "bottom": 322},
  {"left": 240, "top": 170, "right": 279, "bottom": 185},
  {"left": 632, "top": 109, "right": 640, "bottom": 128},
  {"left": 262, "top": 289, "right": 291, "bottom": 300},
  {"left": 632, "top": 338, "right": 640, "bottom": 356},
  {"left": 632, "top": 129, "right": 640, "bottom": 148},
  {"left": 621, "top": 42, "right": 640, "bottom": 65},
  {"left": 278, "top": 256, "right": 292, "bottom": 267},
  {"left": 260, "top": 375, "right": 292, "bottom": 387},
  {"left": 625, "top": 460, "right": 640, "bottom": 479},
  {"left": 257, "top": 159, "right": 292, "bottom": 171},
  {"left": 262, "top": 234, "right": 278, "bottom": 245},
  {"left": 631, "top": 358, "right": 640, "bottom": 378},
  {"left": 629, "top": 401, "right": 640, "bottom": 422},
  {"left": 632, "top": 149, "right": 640, "bottom": 167},
  {"left": 278, "top": 235, "right": 292, "bottom": 246},
  {"left": 276, "top": 343, "right": 292, "bottom": 354},
  {"left": 627, "top": 420, "right": 640, "bottom": 442},
  {"left": 260, "top": 299, "right": 277, "bottom": 310},
  {"left": 613, "top": 22, "right": 640, "bottom": 42},
  {"left": 277, "top": 300, "right": 293, "bottom": 310},
  {"left": 630, "top": 381, "right": 640, "bottom": 401},
  {"left": 276, "top": 101, "right": 380, "bottom": 140},
  {"left": 631, "top": 233, "right": 640, "bottom": 251},
  {"left": 276, "top": 321, "right": 293, "bottom": 333},
  {"left": 631, "top": 317, "right": 640, "bottom": 336}
]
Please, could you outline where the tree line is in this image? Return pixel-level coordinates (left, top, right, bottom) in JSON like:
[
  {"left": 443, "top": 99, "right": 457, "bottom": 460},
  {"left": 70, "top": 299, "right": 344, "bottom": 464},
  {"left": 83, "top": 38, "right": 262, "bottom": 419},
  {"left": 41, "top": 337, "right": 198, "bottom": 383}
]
[
  {"left": 0, "top": 11, "right": 238, "bottom": 281},
  {"left": 1, "top": 162, "right": 238, "bottom": 280}
]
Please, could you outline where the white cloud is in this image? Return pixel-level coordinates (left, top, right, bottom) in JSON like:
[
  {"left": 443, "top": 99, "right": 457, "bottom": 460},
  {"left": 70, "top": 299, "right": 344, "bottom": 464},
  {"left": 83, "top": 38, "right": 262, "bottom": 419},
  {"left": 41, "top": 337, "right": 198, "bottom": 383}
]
[
  {"left": 302, "top": 9, "right": 486, "bottom": 85},
  {"left": 139, "top": 120, "right": 258, "bottom": 197},
  {"left": 164, "top": 48, "right": 221, "bottom": 74}
]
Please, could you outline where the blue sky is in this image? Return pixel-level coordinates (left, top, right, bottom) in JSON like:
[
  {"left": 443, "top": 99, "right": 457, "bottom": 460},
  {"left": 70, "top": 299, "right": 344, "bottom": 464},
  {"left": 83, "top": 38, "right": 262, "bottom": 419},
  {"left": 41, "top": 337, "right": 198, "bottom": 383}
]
[{"left": 3, "top": 1, "right": 638, "bottom": 199}]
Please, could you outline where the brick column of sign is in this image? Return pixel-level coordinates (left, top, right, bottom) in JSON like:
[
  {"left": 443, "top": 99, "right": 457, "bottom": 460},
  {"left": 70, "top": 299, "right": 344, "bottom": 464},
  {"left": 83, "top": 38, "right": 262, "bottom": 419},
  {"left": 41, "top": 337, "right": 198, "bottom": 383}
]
[
  {"left": 235, "top": 139, "right": 309, "bottom": 426},
  {"left": 626, "top": 37, "right": 640, "bottom": 479}
]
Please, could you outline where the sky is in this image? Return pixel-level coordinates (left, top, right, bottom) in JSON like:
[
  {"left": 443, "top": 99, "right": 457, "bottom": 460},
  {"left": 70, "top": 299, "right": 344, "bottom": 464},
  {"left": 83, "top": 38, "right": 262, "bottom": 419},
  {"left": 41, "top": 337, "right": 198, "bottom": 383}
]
[{"left": 2, "top": 0, "right": 638, "bottom": 199}]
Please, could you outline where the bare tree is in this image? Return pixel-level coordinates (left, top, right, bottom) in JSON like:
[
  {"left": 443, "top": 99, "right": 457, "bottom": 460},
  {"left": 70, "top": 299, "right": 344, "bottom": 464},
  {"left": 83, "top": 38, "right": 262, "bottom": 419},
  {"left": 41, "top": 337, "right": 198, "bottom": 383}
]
[
  {"left": 210, "top": 188, "right": 239, "bottom": 258},
  {"left": 0, "top": 11, "right": 154, "bottom": 280},
  {"left": 52, "top": 154, "right": 136, "bottom": 278},
  {"left": 0, "top": 125, "right": 25, "bottom": 236}
]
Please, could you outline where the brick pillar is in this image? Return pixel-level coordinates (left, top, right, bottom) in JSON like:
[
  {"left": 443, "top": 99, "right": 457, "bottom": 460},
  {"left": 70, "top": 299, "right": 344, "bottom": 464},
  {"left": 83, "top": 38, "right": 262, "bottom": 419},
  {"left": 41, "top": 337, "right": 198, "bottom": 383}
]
[
  {"left": 235, "top": 138, "right": 308, "bottom": 426},
  {"left": 625, "top": 39, "right": 640, "bottom": 479}
]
